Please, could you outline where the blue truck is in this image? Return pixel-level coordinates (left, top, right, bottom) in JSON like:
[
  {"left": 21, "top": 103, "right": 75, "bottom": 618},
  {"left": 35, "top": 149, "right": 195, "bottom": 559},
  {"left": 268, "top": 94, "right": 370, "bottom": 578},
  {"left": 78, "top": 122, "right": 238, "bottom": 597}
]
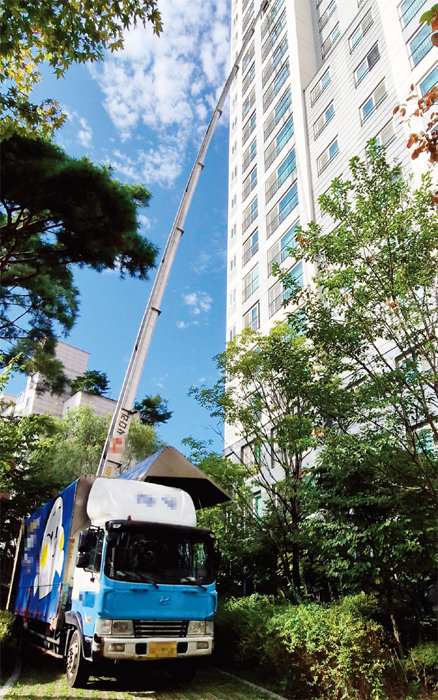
[{"left": 8, "top": 474, "right": 221, "bottom": 687}]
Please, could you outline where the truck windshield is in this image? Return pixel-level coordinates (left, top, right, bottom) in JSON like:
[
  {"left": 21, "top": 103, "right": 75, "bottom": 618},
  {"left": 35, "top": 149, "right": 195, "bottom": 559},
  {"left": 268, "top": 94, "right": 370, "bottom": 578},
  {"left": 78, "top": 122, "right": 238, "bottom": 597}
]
[{"left": 104, "top": 523, "right": 216, "bottom": 586}]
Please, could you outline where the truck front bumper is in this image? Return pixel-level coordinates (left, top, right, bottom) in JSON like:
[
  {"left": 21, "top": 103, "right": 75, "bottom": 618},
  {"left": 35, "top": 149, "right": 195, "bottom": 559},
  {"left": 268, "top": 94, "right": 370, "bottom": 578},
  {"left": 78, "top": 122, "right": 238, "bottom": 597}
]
[{"left": 92, "top": 635, "right": 213, "bottom": 661}]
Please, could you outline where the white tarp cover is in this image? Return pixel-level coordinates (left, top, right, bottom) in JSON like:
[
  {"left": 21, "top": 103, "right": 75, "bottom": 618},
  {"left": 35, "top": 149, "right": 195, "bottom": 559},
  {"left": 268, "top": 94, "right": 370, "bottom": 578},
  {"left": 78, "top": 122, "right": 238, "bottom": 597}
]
[{"left": 87, "top": 478, "right": 196, "bottom": 527}]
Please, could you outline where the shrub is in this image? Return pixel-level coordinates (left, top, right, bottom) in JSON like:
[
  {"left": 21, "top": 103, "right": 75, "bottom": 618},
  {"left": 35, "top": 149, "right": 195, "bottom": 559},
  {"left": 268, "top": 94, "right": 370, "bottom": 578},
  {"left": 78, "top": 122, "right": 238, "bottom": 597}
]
[
  {"left": 0, "top": 610, "right": 15, "bottom": 647},
  {"left": 215, "top": 593, "right": 276, "bottom": 666},
  {"left": 403, "top": 642, "right": 438, "bottom": 693},
  {"left": 215, "top": 593, "right": 389, "bottom": 699},
  {"left": 267, "top": 594, "right": 388, "bottom": 699}
]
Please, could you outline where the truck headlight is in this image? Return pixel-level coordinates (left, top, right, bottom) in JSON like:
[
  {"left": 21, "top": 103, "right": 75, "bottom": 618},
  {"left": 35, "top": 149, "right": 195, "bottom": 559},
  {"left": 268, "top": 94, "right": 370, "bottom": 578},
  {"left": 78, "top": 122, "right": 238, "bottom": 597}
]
[
  {"left": 112, "top": 620, "right": 134, "bottom": 636},
  {"left": 188, "top": 620, "right": 209, "bottom": 636},
  {"left": 95, "top": 619, "right": 134, "bottom": 637},
  {"left": 95, "top": 619, "right": 112, "bottom": 636}
]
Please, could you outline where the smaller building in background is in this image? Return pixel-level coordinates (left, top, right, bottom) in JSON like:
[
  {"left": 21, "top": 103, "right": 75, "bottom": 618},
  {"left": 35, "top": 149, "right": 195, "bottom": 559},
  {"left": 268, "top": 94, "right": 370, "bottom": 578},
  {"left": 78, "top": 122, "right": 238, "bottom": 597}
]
[{"left": 3, "top": 341, "right": 116, "bottom": 419}]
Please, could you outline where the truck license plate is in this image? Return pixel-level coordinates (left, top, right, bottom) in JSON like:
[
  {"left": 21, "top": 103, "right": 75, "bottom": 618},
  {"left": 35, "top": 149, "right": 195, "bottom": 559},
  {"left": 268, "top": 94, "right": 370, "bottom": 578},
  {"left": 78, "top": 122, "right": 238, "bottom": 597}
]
[{"left": 148, "top": 641, "right": 177, "bottom": 658}]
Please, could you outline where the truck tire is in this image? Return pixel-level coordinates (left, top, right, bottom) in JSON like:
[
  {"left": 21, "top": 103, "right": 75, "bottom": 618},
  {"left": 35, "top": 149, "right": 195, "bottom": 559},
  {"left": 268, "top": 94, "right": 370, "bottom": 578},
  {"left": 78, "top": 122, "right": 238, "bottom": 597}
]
[
  {"left": 171, "top": 661, "right": 198, "bottom": 683},
  {"left": 65, "top": 630, "right": 90, "bottom": 688}
]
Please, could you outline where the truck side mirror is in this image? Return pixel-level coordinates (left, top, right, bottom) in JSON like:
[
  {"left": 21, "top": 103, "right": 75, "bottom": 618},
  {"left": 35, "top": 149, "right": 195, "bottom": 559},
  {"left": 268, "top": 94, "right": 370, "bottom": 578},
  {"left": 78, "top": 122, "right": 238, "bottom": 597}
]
[
  {"left": 76, "top": 551, "right": 90, "bottom": 569},
  {"left": 78, "top": 529, "right": 91, "bottom": 553}
]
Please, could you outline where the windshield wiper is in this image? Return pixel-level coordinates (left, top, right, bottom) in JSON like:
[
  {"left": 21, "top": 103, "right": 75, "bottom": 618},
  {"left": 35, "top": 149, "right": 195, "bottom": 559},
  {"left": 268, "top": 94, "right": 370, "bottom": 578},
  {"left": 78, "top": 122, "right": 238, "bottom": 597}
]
[
  {"left": 181, "top": 577, "right": 207, "bottom": 591},
  {"left": 133, "top": 573, "right": 159, "bottom": 588}
]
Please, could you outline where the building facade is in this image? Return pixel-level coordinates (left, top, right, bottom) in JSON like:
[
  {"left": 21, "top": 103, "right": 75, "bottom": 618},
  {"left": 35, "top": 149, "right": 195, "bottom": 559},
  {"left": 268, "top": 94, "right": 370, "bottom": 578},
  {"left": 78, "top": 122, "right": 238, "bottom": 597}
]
[
  {"left": 3, "top": 340, "right": 116, "bottom": 419},
  {"left": 224, "top": 0, "right": 437, "bottom": 456}
]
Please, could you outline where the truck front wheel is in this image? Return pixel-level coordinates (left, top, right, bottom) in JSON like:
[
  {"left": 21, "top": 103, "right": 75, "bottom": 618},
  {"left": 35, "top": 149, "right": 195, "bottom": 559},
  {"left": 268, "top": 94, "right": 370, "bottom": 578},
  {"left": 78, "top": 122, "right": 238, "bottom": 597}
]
[
  {"left": 66, "top": 630, "right": 90, "bottom": 688},
  {"left": 171, "top": 661, "right": 198, "bottom": 683}
]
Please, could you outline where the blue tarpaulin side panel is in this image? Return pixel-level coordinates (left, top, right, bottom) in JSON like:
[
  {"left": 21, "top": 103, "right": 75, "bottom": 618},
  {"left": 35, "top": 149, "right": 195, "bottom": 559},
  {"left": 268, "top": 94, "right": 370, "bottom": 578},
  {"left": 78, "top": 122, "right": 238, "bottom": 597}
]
[{"left": 12, "top": 480, "right": 78, "bottom": 623}]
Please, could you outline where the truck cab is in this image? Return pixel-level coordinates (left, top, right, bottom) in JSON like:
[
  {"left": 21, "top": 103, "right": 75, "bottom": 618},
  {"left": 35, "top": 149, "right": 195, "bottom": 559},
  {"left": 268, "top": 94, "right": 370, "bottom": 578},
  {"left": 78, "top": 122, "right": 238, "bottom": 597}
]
[{"left": 64, "top": 478, "right": 218, "bottom": 686}]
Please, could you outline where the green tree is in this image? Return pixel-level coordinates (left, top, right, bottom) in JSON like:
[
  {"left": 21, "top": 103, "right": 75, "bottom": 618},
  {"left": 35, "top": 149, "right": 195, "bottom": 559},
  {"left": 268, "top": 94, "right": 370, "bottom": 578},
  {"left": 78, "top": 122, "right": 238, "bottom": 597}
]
[
  {"left": 70, "top": 370, "right": 110, "bottom": 396},
  {"left": 134, "top": 394, "right": 173, "bottom": 426},
  {"left": 0, "top": 411, "right": 60, "bottom": 579},
  {"left": 279, "top": 143, "right": 438, "bottom": 643},
  {"left": 0, "top": 0, "right": 162, "bottom": 135},
  {"left": 47, "top": 404, "right": 162, "bottom": 481},
  {"left": 190, "top": 322, "right": 343, "bottom": 596},
  {"left": 182, "top": 438, "right": 278, "bottom": 597},
  {"left": 283, "top": 143, "right": 438, "bottom": 506},
  {"left": 1, "top": 133, "right": 158, "bottom": 386},
  {"left": 0, "top": 404, "right": 163, "bottom": 577}
]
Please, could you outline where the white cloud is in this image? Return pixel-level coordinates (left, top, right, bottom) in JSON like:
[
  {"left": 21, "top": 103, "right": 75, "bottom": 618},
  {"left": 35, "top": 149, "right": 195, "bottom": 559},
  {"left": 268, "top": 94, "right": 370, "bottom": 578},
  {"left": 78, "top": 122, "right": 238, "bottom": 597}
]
[
  {"left": 138, "top": 214, "right": 151, "bottom": 230},
  {"left": 183, "top": 291, "right": 212, "bottom": 314},
  {"left": 78, "top": 117, "right": 93, "bottom": 148},
  {"left": 91, "top": 0, "right": 230, "bottom": 185},
  {"left": 176, "top": 319, "right": 200, "bottom": 329}
]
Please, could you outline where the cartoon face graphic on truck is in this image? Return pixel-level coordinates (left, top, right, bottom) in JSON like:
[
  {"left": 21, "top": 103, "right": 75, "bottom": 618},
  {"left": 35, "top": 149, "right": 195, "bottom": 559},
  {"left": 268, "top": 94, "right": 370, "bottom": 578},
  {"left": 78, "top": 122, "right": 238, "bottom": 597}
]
[{"left": 33, "top": 496, "right": 65, "bottom": 599}]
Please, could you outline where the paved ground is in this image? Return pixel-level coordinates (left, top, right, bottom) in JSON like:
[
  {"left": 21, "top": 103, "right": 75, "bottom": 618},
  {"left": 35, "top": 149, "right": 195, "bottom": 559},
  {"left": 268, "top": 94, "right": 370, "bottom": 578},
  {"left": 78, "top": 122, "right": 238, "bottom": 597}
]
[{"left": 2, "top": 654, "right": 284, "bottom": 700}]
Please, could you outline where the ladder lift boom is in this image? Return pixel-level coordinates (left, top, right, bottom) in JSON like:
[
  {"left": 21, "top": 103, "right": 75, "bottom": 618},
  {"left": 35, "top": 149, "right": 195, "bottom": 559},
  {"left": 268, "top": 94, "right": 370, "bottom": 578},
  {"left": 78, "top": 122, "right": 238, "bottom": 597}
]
[{"left": 97, "top": 1, "right": 269, "bottom": 478}]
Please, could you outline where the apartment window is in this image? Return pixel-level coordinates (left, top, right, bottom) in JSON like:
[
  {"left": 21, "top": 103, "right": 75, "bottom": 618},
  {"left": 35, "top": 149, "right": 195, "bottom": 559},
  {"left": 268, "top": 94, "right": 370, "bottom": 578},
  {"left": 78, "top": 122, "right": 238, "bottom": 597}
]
[
  {"left": 376, "top": 121, "right": 395, "bottom": 147},
  {"left": 231, "top": 116, "right": 237, "bottom": 131},
  {"left": 400, "top": 0, "right": 427, "bottom": 27},
  {"left": 267, "top": 220, "right": 299, "bottom": 275},
  {"left": 253, "top": 492, "right": 263, "bottom": 517},
  {"left": 230, "top": 255, "right": 237, "bottom": 272},
  {"left": 242, "top": 62, "right": 256, "bottom": 95},
  {"left": 410, "top": 24, "right": 433, "bottom": 66},
  {"left": 355, "top": 43, "right": 380, "bottom": 84},
  {"left": 264, "top": 88, "right": 292, "bottom": 140},
  {"left": 243, "top": 87, "right": 255, "bottom": 119},
  {"left": 242, "top": 265, "right": 259, "bottom": 302},
  {"left": 229, "top": 289, "right": 236, "bottom": 307},
  {"left": 265, "top": 117, "right": 294, "bottom": 170},
  {"left": 322, "top": 23, "right": 340, "bottom": 57},
  {"left": 243, "top": 302, "right": 260, "bottom": 331},
  {"left": 262, "top": 35, "right": 288, "bottom": 87},
  {"left": 243, "top": 229, "right": 259, "bottom": 266},
  {"left": 265, "top": 148, "right": 296, "bottom": 203},
  {"left": 266, "top": 182, "right": 298, "bottom": 237},
  {"left": 231, "top": 194, "right": 236, "bottom": 209},
  {"left": 349, "top": 9, "right": 373, "bottom": 51},
  {"left": 319, "top": 0, "right": 336, "bottom": 30},
  {"left": 261, "top": 9, "right": 287, "bottom": 62},
  {"left": 242, "top": 111, "right": 256, "bottom": 147},
  {"left": 314, "top": 101, "right": 335, "bottom": 138},
  {"left": 243, "top": 166, "right": 257, "bottom": 201},
  {"left": 360, "top": 80, "right": 386, "bottom": 122},
  {"left": 242, "top": 43, "right": 255, "bottom": 73},
  {"left": 420, "top": 65, "right": 438, "bottom": 96},
  {"left": 416, "top": 427, "right": 437, "bottom": 455},
  {"left": 242, "top": 1, "right": 254, "bottom": 32},
  {"left": 317, "top": 138, "right": 339, "bottom": 174},
  {"left": 243, "top": 196, "right": 258, "bottom": 232},
  {"left": 263, "top": 60, "right": 290, "bottom": 112},
  {"left": 228, "top": 325, "right": 236, "bottom": 342},
  {"left": 269, "top": 266, "right": 301, "bottom": 316},
  {"left": 230, "top": 224, "right": 236, "bottom": 239},
  {"left": 261, "top": 0, "right": 286, "bottom": 39},
  {"left": 243, "top": 138, "right": 257, "bottom": 172},
  {"left": 311, "top": 69, "right": 331, "bottom": 105}
]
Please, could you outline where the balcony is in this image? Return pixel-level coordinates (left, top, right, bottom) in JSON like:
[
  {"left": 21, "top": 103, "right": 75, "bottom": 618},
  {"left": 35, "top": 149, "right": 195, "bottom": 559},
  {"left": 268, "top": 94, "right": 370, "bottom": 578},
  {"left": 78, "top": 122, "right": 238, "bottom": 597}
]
[{"left": 265, "top": 163, "right": 296, "bottom": 203}]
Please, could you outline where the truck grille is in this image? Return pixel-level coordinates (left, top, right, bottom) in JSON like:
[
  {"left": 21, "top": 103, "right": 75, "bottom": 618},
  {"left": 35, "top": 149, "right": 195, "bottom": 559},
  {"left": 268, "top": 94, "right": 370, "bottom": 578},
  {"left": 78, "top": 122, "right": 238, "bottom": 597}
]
[{"left": 133, "top": 620, "right": 188, "bottom": 638}]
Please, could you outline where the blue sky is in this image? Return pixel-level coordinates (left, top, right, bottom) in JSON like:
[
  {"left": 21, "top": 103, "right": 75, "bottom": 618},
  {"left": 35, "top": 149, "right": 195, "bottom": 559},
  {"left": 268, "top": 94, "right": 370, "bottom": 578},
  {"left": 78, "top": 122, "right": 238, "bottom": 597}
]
[{"left": 6, "top": 0, "right": 232, "bottom": 454}]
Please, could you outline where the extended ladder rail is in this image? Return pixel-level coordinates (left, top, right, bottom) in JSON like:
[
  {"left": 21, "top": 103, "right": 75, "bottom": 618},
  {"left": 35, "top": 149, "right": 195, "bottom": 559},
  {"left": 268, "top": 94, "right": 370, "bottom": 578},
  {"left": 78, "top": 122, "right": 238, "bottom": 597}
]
[{"left": 97, "top": 2, "right": 268, "bottom": 477}]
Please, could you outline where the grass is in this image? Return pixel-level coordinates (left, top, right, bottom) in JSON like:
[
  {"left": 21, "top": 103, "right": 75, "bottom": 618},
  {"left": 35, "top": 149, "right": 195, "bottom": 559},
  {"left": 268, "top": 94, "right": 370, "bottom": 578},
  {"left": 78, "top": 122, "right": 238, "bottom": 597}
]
[{"left": 2, "top": 652, "right": 277, "bottom": 700}]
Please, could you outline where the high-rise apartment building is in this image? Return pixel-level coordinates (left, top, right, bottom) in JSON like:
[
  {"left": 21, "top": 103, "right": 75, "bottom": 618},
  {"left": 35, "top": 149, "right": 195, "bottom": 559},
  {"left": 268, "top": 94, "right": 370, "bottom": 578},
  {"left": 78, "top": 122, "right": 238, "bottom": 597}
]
[{"left": 225, "top": 0, "right": 437, "bottom": 456}]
